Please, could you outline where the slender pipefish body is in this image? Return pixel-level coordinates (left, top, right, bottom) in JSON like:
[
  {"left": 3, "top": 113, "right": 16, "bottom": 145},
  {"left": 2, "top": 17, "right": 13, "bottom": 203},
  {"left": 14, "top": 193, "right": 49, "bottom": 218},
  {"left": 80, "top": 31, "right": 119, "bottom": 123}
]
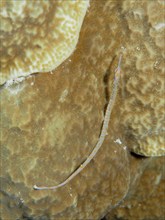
[{"left": 34, "top": 54, "right": 123, "bottom": 190}]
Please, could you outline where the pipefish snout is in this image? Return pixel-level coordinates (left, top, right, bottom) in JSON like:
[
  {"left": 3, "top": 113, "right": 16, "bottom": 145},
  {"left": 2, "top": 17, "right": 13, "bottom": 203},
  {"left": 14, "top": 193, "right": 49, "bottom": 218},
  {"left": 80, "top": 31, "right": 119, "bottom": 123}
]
[{"left": 33, "top": 54, "right": 123, "bottom": 190}]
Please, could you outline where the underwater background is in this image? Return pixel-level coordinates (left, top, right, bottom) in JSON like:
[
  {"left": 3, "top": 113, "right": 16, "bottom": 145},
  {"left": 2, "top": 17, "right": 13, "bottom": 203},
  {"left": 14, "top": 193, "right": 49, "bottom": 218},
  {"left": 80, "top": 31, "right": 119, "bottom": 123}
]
[{"left": 0, "top": 0, "right": 164, "bottom": 219}]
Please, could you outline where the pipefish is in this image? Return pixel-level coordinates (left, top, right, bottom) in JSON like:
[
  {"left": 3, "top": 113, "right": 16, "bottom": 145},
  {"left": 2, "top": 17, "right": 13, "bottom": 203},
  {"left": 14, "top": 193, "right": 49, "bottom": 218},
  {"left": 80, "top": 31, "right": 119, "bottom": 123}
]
[{"left": 34, "top": 54, "right": 123, "bottom": 190}]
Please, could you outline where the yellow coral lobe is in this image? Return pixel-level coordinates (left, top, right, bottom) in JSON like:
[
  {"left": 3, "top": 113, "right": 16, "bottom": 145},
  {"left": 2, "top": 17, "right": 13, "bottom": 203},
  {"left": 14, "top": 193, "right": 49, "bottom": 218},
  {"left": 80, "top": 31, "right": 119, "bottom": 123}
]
[{"left": 0, "top": 0, "right": 89, "bottom": 85}]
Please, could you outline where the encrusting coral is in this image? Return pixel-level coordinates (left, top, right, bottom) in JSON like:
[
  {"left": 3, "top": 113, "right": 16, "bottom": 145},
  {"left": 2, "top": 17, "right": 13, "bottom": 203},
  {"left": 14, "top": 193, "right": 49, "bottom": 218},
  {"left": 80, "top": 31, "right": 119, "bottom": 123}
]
[
  {"left": 0, "top": 0, "right": 164, "bottom": 219},
  {"left": 119, "top": 0, "right": 165, "bottom": 156},
  {"left": 0, "top": 0, "right": 89, "bottom": 85},
  {"left": 105, "top": 156, "right": 165, "bottom": 220}
]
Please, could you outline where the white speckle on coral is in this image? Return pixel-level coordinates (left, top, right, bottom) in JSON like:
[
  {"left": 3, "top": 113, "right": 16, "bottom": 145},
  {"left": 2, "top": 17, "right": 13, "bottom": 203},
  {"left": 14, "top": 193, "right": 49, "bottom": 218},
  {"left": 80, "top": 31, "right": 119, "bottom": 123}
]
[
  {"left": 5, "top": 76, "right": 25, "bottom": 87},
  {"left": 59, "top": 89, "right": 69, "bottom": 103},
  {"left": 153, "top": 60, "right": 160, "bottom": 69},
  {"left": 154, "top": 22, "right": 165, "bottom": 30},
  {"left": 121, "top": 46, "right": 127, "bottom": 51},
  {"left": 155, "top": 174, "right": 162, "bottom": 185},
  {"left": 136, "top": 46, "right": 140, "bottom": 51},
  {"left": 123, "top": 146, "right": 127, "bottom": 150},
  {"left": 114, "top": 138, "right": 122, "bottom": 145},
  {"left": 5, "top": 77, "right": 25, "bottom": 95}
]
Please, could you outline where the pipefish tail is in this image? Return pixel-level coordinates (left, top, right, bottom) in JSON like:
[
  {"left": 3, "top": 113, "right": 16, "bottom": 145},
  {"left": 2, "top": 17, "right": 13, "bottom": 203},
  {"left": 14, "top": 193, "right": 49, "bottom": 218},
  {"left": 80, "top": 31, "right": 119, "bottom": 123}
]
[{"left": 33, "top": 54, "right": 123, "bottom": 190}]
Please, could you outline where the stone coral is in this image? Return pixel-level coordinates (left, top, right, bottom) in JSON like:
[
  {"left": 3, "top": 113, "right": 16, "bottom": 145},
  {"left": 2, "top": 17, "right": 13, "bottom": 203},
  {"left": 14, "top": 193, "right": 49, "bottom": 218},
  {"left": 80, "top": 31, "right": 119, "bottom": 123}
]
[
  {"left": 0, "top": 0, "right": 89, "bottom": 85},
  {"left": 0, "top": 0, "right": 164, "bottom": 219}
]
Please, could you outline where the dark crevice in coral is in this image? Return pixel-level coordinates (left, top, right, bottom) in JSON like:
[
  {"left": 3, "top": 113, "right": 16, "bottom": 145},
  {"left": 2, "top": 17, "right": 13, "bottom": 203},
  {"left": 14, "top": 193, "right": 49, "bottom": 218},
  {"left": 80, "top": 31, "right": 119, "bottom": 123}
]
[
  {"left": 100, "top": 216, "right": 107, "bottom": 220},
  {"left": 103, "top": 56, "right": 117, "bottom": 110},
  {"left": 130, "top": 151, "right": 148, "bottom": 159},
  {"left": 97, "top": 56, "right": 117, "bottom": 137}
]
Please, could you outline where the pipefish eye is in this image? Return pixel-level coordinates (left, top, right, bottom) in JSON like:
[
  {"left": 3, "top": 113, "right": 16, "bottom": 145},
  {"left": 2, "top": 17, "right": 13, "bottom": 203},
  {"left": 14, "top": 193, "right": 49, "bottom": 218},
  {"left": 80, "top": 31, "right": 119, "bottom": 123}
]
[{"left": 33, "top": 55, "right": 122, "bottom": 190}]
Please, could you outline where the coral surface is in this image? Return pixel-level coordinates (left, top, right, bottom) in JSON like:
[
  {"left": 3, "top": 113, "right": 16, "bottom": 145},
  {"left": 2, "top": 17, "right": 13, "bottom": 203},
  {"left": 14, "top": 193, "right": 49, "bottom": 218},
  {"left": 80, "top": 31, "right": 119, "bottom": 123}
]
[
  {"left": 105, "top": 156, "right": 165, "bottom": 220},
  {"left": 0, "top": 0, "right": 164, "bottom": 219},
  {"left": 119, "top": 0, "right": 165, "bottom": 156},
  {"left": 0, "top": 0, "right": 89, "bottom": 85}
]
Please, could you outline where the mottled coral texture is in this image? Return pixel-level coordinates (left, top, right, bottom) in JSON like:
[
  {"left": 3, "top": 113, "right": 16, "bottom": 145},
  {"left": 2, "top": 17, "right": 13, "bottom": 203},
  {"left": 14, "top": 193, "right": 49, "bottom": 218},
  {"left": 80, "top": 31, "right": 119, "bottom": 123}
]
[
  {"left": 0, "top": 0, "right": 89, "bottom": 85},
  {"left": 106, "top": 156, "right": 165, "bottom": 220},
  {"left": 0, "top": 0, "right": 164, "bottom": 219},
  {"left": 119, "top": 0, "right": 165, "bottom": 157}
]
